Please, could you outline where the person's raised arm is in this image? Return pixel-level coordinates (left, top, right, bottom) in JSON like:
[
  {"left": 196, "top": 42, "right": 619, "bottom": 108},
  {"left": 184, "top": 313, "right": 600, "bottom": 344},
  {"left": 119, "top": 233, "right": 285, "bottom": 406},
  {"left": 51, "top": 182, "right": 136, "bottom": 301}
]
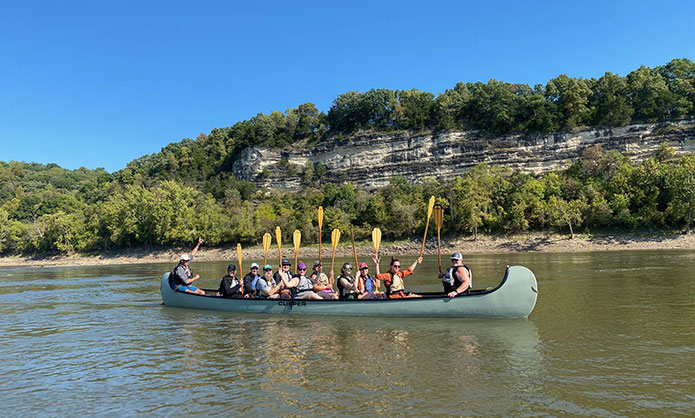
[
  {"left": 372, "top": 255, "right": 380, "bottom": 275},
  {"left": 409, "top": 257, "right": 423, "bottom": 272},
  {"left": 191, "top": 237, "right": 203, "bottom": 256}
]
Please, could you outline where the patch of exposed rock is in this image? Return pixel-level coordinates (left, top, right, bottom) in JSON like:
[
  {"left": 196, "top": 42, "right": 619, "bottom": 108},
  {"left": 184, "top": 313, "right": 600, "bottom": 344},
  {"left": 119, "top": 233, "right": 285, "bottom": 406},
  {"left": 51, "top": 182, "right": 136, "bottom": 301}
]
[{"left": 232, "top": 118, "right": 695, "bottom": 190}]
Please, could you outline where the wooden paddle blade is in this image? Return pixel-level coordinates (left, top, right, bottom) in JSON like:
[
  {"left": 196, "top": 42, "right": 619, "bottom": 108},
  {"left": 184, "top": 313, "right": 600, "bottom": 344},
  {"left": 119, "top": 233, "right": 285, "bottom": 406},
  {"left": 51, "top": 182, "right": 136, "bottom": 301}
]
[
  {"left": 262, "top": 233, "right": 271, "bottom": 253},
  {"left": 236, "top": 243, "right": 243, "bottom": 271},
  {"left": 433, "top": 204, "right": 444, "bottom": 230},
  {"left": 318, "top": 206, "right": 324, "bottom": 229},
  {"left": 372, "top": 228, "right": 381, "bottom": 254},
  {"left": 275, "top": 226, "right": 282, "bottom": 249},
  {"left": 293, "top": 229, "right": 301, "bottom": 249},
  {"left": 331, "top": 228, "right": 341, "bottom": 249}
]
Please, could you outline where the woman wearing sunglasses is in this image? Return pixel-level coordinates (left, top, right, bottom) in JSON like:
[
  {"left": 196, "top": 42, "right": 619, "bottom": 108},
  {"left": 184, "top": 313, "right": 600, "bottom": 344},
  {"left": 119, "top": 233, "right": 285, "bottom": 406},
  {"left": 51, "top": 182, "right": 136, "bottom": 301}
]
[{"left": 373, "top": 255, "right": 423, "bottom": 298}]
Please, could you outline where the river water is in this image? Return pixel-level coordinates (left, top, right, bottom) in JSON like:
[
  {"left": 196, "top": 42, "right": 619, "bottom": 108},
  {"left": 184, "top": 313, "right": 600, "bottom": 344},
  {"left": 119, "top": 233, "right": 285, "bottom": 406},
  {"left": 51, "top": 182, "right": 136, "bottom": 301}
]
[{"left": 1, "top": 251, "right": 693, "bottom": 417}]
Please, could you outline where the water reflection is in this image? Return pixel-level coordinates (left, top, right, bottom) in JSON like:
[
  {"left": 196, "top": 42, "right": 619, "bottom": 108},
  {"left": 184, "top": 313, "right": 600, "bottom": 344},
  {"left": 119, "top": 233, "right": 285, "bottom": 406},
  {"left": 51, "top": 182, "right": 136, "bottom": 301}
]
[{"left": 1, "top": 251, "right": 693, "bottom": 416}]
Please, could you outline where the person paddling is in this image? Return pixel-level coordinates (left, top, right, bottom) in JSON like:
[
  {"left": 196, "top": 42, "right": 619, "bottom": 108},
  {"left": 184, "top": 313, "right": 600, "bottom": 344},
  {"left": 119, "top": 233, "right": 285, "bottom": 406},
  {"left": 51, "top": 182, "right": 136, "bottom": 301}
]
[
  {"left": 170, "top": 238, "right": 205, "bottom": 295},
  {"left": 440, "top": 252, "right": 471, "bottom": 298},
  {"left": 373, "top": 255, "right": 423, "bottom": 298}
]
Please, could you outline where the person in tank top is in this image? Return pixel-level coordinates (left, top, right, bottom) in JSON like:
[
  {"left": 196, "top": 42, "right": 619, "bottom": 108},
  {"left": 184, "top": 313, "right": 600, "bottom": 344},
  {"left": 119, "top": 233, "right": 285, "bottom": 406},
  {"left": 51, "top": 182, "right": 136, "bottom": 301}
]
[
  {"left": 373, "top": 255, "right": 423, "bottom": 298},
  {"left": 439, "top": 252, "right": 471, "bottom": 298}
]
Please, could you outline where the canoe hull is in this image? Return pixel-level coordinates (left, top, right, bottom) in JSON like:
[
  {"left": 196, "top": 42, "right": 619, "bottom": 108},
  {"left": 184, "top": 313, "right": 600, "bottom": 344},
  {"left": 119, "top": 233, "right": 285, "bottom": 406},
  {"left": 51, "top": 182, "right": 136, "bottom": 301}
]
[{"left": 160, "top": 265, "right": 538, "bottom": 318}]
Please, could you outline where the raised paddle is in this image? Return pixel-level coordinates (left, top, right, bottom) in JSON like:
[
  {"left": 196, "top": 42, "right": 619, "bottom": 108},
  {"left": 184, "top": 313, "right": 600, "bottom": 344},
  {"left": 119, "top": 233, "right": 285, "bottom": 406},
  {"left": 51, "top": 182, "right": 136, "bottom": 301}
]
[
  {"left": 372, "top": 227, "right": 382, "bottom": 290},
  {"left": 433, "top": 204, "right": 444, "bottom": 274},
  {"left": 293, "top": 229, "right": 301, "bottom": 274},
  {"left": 236, "top": 243, "right": 244, "bottom": 293},
  {"left": 262, "top": 232, "right": 271, "bottom": 265},
  {"left": 275, "top": 226, "right": 282, "bottom": 267},
  {"left": 318, "top": 206, "right": 324, "bottom": 265},
  {"left": 330, "top": 228, "right": 341, "bottom": 278},
  {"left": 350, "top": 226, "right": 361, "bottom": 292},
  {"left": 419, "top": 195, "right": 436, "bottom": 263}
]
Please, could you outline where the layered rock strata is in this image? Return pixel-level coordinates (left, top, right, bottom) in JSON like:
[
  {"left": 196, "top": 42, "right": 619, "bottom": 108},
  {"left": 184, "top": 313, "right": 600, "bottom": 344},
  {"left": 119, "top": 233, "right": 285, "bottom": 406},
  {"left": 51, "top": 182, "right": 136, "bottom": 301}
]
[{"left": 232, "top": 118, "right": 695, "bottom": 190}]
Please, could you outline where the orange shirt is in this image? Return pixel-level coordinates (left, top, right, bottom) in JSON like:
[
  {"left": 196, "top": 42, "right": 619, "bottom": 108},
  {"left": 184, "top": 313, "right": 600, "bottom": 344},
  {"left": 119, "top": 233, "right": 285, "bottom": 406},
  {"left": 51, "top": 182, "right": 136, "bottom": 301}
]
[{"left": 375, "top": 267, "right": 413, "bottom": 289}]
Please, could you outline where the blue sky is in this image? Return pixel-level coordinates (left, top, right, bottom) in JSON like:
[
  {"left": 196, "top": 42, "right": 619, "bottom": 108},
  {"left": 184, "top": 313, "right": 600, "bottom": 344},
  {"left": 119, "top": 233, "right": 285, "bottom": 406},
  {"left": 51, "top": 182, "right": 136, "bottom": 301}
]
[{"left": 1, "top": 0, "right": 694, "bottom": 172}]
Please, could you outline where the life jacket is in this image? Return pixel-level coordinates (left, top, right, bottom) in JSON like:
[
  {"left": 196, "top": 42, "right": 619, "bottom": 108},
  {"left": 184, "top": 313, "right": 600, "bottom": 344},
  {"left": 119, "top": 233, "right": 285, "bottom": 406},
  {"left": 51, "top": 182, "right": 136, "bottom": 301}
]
[
  {"left": 296, "top": 274, "right": 314, "bottom": 293},
  {"left": 255, "top": 276, "right": 272, "bottom": 298},
  {"left": 386, "top": 272, "right": 405, "bottom": 295},
  {"left": 361, "top": 274, "right": 376, "bottom": 292},
  {"left": 442, "top": 265, "right": 472, "bottom": 290},
  {"left": 336, "top": 274, "right": 356, "bottom": 299}
]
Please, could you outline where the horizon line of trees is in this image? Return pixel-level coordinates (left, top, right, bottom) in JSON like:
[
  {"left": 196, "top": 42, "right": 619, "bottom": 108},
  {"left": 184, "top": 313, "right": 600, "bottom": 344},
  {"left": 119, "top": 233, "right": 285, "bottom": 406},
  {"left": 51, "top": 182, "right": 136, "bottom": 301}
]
[
  {"left": 121, "top": 58, "right": 695, "bottom": 194},
  {"left": 1, "top": 144, "right": 693, "bottom": 256}
]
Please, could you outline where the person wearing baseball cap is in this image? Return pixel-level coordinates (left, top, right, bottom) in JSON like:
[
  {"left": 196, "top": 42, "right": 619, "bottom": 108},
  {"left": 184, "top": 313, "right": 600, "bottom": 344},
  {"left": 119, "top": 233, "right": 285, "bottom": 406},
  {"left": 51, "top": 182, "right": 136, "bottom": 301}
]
[
  {"left": 355, "top": 261, "right": 385, "bottom": 299},
  {"left": 242, "top": 262, "right": 261, "bottom": 298},
  {"left": 440, "top": 252, "right": 471, "bottom": 298},
  {"left": 255, "top": 264, "right": 282, "bottom": 299},
  {"left": 273, "top": 259, "right": 293, "bottom": 297},
  {"left": 217, "top": 264, "right": 242, "bottom": 298},
  {"left": 170, "top": 238, "right": 205, "bottom": 295},
  {"left": 281, "top": 261, "right": 324, "bottom": 300}
]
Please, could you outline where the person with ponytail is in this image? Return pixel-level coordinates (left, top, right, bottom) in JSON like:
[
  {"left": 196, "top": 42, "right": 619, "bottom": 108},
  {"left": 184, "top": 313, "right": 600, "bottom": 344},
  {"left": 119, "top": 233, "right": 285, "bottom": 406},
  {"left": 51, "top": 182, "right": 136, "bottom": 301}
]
[{"left": 373, "top": 255, "right": 423, "bottom": 299}]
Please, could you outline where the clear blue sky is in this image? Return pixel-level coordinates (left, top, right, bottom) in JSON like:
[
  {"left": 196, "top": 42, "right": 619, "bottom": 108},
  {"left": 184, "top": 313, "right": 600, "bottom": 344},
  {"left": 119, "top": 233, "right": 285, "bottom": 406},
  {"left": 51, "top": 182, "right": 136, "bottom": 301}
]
[{"left": 1, "top": 0, "right": 694, "bottom": 172}]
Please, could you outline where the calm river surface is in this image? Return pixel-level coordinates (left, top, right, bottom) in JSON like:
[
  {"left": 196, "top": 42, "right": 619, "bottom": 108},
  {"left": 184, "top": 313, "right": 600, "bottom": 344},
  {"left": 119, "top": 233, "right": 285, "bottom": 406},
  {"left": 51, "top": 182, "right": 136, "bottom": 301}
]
[{"left": 1, "top": 251, "right": 694, "bottom": 417}]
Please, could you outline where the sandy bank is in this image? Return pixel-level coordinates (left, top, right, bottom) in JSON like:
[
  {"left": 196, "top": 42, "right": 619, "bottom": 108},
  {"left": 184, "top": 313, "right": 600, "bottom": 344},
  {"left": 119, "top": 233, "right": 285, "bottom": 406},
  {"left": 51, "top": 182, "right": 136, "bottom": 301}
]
[{"left": 1, "top": 232, "right": 694, "bottom": 268}]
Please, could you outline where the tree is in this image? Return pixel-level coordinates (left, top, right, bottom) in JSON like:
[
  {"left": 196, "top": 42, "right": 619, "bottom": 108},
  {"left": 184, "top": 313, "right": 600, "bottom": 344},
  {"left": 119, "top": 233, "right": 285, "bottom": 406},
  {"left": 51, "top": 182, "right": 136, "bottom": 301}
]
[
  {"left": 589, "top": 72, "right": 634, "bottom": 126},
  {"left": 545, "top": 74, "right": 592, "bottom": 129},
  {"left": 626, "top": 66, "right": 675, "bottom": 122}
]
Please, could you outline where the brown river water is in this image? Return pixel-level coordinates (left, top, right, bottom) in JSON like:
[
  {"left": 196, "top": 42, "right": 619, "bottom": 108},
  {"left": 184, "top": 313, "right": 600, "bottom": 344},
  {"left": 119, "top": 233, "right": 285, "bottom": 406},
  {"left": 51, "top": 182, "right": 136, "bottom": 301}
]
[{"left": 1, "top": 251, "right": 693, "bottom": 417}]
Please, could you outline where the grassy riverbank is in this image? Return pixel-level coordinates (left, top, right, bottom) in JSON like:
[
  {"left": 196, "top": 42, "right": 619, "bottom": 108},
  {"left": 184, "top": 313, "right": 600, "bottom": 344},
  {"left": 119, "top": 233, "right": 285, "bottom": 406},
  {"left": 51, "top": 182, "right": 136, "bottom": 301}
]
[{"left": 1, "top": 232, "right": 693, "bottom": 268}]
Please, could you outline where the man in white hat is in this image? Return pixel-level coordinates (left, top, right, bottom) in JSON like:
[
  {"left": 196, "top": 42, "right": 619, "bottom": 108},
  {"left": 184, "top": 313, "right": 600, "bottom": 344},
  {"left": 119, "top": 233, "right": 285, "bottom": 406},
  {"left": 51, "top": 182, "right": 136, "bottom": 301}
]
[
  {"left": 170, "top": 238, "right": 205, "bottom": 294},
  {"left": 440, "top": 252, "right": 471, "bottom": 298}
]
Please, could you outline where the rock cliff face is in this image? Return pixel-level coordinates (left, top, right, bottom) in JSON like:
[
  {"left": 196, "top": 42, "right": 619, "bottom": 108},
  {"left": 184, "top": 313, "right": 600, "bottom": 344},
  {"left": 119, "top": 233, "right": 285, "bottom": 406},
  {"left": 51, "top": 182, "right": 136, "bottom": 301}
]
[{"left": 232, "top": 118, "right": 695, "bottom": 190}]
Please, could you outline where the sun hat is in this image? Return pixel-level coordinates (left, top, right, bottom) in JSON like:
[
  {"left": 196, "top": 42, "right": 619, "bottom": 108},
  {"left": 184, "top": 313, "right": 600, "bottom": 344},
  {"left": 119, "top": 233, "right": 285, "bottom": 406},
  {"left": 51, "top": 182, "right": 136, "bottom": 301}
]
[
  {"left": 281, "top": 259, "right": 291, "bottom": 266},
  {"left": 180, "top": 254, "right": 191, "bottom": 261}
]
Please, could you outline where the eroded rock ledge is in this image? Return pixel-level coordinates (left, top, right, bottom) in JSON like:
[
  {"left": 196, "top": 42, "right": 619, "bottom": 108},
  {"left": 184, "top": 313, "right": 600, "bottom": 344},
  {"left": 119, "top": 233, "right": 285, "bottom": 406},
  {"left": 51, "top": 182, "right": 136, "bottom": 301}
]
[{"left": 232, "top": 118, "right": 695, "bottom": 190}]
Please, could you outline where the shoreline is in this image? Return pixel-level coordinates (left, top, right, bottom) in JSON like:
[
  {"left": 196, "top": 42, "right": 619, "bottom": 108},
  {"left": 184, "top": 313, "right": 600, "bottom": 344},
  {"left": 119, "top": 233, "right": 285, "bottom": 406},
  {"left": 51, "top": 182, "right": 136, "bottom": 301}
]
[{"left": 1, "top": 232, "right": 693, "bottom": 268}]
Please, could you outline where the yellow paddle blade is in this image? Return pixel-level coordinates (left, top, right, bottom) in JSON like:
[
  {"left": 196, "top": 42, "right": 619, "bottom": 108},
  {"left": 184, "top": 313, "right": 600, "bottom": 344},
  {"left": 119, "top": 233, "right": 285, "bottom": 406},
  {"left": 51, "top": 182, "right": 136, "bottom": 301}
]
[
  {"left": 331, "top": 228, "right": 341, "bottom": 249},
  {"left": 372, "top": 228, "right": 381, "bottom": 254},
  {"left": 262, "top": 233, "right": 271, "bottom": 253},
  {"left": 427, "top": 195, "right": 435, "bottom": 218},
  {"left": 433, "top": 205, "right": 444, "bottom": 230},
  {"left": 275, "top": 226, "right": 282, "bottom": 249},
  {"left": 236, "top": 243, "right": 243, "bottom": 271},
  {"left": 318, "top": 206, "right": 324, "bottom": 229},
  {"left": 293, "top": 229, "right": 302, "bottom": 250}
]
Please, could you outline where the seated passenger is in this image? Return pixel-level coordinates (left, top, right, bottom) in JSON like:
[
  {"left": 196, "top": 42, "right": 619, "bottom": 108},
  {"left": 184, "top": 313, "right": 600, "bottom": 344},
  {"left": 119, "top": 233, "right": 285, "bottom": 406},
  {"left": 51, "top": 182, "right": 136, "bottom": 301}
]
[
  {"left": 217, "top": 264, "right": 242, "bottom": 298},
  {"left": 356, "top": 262, "right": 386, "bottom": 299},
  {"left": 310, "top": 261, "right": 337, "bottom": 299},
  {"left": 242, "top": 262, "right": 261, "bottom": 298},
  {"left": 373, "top": 255, "right": 423, "bottom": 298},
  {"left": 170, "top": 238, "right": 205, "bottom": 295},
  {"left": 255, "top": 264, "right": 283, "bottom": 299},
  {"left": 284, "top": 261, "right": 324, "bottom": 300},
  {"left": 274, "top": 259, "right": 293, "bottom": 297},
  {"left": 334, "top": 263, "right": 361, "bottom": 300},
  {"left": 441, "top": 252, "right": 472, "bottom": 298}
]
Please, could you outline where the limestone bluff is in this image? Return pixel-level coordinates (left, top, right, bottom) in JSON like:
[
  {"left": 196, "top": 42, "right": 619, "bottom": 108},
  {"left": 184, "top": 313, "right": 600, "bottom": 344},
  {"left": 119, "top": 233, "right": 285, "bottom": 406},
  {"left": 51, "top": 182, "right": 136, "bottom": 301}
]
[{"left": 232, "top": 118, "right": 695, "bottom": 191}]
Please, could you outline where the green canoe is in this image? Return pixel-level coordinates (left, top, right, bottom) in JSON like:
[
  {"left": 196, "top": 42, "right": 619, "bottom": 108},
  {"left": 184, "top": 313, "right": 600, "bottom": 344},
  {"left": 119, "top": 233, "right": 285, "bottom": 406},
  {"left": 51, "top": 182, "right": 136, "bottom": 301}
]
[{"left": 160, "top": 265, "right": 538, "bottom": 318}]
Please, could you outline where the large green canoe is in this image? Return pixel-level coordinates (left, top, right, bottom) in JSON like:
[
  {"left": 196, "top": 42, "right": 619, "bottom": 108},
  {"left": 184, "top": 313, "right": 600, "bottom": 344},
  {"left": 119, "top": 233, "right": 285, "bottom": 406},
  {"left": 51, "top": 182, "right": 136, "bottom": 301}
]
[{"left": 160, "top": 265, "right": 538, "bottom": 318}]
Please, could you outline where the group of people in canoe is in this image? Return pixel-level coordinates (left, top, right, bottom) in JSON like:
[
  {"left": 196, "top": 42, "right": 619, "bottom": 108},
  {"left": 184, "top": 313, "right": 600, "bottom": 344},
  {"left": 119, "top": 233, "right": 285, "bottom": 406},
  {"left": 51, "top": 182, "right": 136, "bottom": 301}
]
[{"left": 170, "top": 238, "right": 472, "bottom": 300}]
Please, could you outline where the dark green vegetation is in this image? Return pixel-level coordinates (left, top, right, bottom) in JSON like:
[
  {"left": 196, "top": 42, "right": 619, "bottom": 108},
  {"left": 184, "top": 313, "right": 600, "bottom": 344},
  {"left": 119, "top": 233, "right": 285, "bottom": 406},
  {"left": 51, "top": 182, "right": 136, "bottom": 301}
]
[
  {"left": 1, "top": 59, "right": 694, "bottom": 255},
  {"left": 1, "top": 145, "right": 693, "bottom": 255}
]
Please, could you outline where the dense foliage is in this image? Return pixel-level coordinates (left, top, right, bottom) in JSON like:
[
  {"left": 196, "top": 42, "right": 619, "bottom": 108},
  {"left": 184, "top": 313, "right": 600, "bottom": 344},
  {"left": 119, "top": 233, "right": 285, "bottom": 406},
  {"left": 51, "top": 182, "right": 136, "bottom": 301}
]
[
  {"left": 2, "top": 58, "right": 694, "bottom": 255},
  {"left": 123, "top": 59, "right": 695, "bottom": 190},
  {"left": 1, "top": 145, "right": 693, "bottom": 255}
]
